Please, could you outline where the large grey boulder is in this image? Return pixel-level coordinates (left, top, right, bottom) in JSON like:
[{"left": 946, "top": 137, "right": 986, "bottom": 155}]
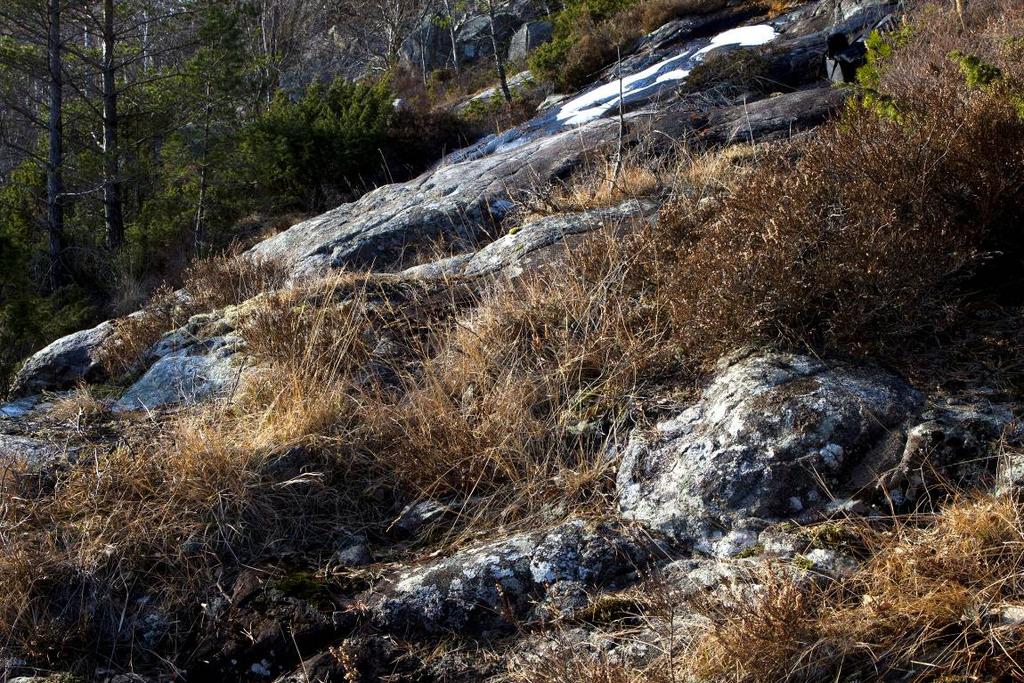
[
  {"left": 10, "top": 320, "right": 113, "bottom": 397},
  {"left": 456, "top": 14, "right": 520, "bottom": 63},
  {"left": 400, "top": 18, "right": 451, "bottom": 75},
  {"left": 617, "top": 351, "right": 923, "bottom": 549},
  {"left": 507, "top": 20, "right": 552, "bottom": 62},
  {"left": 365, "top": 519, "right": 653, "bottom": 635}
]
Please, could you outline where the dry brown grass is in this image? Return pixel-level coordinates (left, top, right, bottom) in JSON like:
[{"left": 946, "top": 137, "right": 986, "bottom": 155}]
[
  {"left": 44, "top": 384, "right": 111, "bottom": 426},
  {"left": 349, "top": 231, "right": 679, "bottom": 537},
  {"left": 0, "top": 279, "right": 396, "bottom": 668},
  {"left": 0, "top": 243, "right": 680, "bottom": 668},
  {"left": 526, "top": 159, "right": 664, "bottom": 218},
  {"left": 520, "top": 140, "right": 758, "bottom": 221},
  {"left": 4, "top": 2, "right": 1024, "bottom": 678},
  {"left": 684, "top": 494, "right": 1024, "bottom": 682},
  {"left": 96, "top": 253, "right": 287, "bottom": 379}
]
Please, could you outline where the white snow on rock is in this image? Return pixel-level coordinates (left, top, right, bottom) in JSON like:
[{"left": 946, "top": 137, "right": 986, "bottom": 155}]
[{"left": 556, "top": 24, "right": 778, "bottom": 126}]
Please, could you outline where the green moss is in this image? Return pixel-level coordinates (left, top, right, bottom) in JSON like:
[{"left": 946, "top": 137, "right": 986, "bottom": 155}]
[
  {"left": 733, "top": 542, "right": 765, "bottom": 559},
  {"left": 949, "top": 50, "right": 1003, "bottom": 88},
  {"left": 792, "top": 555, "right": 815, "bottom": 571},
  {"left": 272, "top": 569, "right": 335, "bottom": 609},
  {"left": 855, "top": 25, "right": 912, "bottom": 120},
  {"left": 806, "top": 522, "right": 854, "bottom": 550}
]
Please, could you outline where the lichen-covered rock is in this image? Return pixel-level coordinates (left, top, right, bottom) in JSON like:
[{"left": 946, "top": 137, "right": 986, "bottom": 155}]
[
  {"left": 10, "top": 320, "right": 113, "bottom": 397},
  {"left": 248, "top": 118, "right": 615, "bottom": 278},
  {"left": 883, "top": 399, "right": 1016, "bottom": 503},
  {"left": 0, "top": 434, "right": 69, "bottom": 466},
  {"left": 365, "top": 519, "right": 654, "bottom": 635},
  {"left": 112, "top": 335, "right": 244, "bottom": 412},
  {"left": 455, "top": 14, "right": 520, "bottom": 63},
  {"left": 617, "top": 351, "right": 922, "bottom": 548}
]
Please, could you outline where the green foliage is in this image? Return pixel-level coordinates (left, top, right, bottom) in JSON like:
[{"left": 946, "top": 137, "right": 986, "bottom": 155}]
[
  {"left": 949, "top": 49, "right": 1003, "bottom": 88},
  {"left": 0, "top": 164, "right": 96, "bottom": 393},
  {"left": 239, "top": 79, "right": 395, "bottom": 211},
  {"left": 528, "top": 0, "right": 638, "bottom": 89},
  {"left": 856, "top": 25, "right": 912, "bottom": 119}
]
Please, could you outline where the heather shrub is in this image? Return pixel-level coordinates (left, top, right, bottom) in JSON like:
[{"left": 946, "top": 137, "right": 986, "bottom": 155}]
[{"left": 655, "top": 2, "right": 1024, "bottom": 364}]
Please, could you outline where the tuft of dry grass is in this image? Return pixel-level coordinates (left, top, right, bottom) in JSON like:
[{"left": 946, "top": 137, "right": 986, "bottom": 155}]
[
  {"left": 96, "top": 253, "right": 287, "bottom": 380},
  {"left": 530, "top": 160, "right": 664, "bottom": 217},
  {"left": 44, "top": 384, "right": 111, "bottom": 427},
  {"left": 685, "top": 493, "right": 1024, "bottom": 682},
  {"left": 351, "top": 230, "right": 680, "bottom": 536},
  {"left": 519, "top": 140, "right": 758, "bottom": 221}
]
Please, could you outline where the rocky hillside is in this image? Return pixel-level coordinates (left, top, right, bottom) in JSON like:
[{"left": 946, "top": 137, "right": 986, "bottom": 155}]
[{"left": 2, "top": 0, "right": 1024, "bottom": 681}]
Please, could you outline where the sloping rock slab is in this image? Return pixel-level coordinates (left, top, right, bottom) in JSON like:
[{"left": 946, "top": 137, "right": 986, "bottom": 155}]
[
  {"left": 617, "top": 351, "right": 922, "bottom": 547},
  {"left": 364, "top": 520, "right": 655, "bottom": 636},
  {"left": 250, "top": 120, "right": 616, "bottom": 278},
  {"left": 403, "top": 200, "right": 657, "bottom": 280},
  {"left": 10, "top": 321, "right": 113, "bottom": 397},
  {"left": 694, "top": 86, "right": 849, "bottom": 145}
]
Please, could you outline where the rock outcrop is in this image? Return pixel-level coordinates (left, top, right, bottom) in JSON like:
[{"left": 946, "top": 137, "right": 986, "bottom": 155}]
[
  {"left": 507, "top": 20, "right": 553, "bottom": 62},
  {"left": 402, "top": 200, "right": 657, "bottom": 280},
  {"left": 617, "top": 351, "right": 922, "bottom": 550},
  {"left": 10, "top": 320, "right": 112, "bottom": 398},
  {"left": 111, "top": 335, "right": 243, "bottom": 412},
  {"left": 365, "top": 520, "right": 655, "bottom": 635},
  {"left": 253, "top": 3, "right": 882, "bottom": 282}
]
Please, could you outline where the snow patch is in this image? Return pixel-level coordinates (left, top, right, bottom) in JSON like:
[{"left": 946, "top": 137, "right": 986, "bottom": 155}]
[{"left": 555, "top": 23, "right": 778, "bottom": 126}]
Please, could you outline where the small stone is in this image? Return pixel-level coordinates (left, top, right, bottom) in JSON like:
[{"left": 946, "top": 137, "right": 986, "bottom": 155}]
[
  {"left": 333, "top": 543, "right": 372, "bottom": 568},
  {"left": 393, "top": 500, "right": 451, "bottom": 536}
]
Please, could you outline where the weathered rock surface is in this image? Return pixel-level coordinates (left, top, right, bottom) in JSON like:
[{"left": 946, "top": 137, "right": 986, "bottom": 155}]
[
  {"left": 617, "top": 351, "right": 922, "bottom": 548},
  {"left": 507, "top": 20, "right": 553, "bottom": 62},
  {"left": 400, "top": 0, "right": 544, "bottom": 74},
  {"left": 112, "top": 335, "right": 244, "bottom": 412},
  {"left": 456, "top": 14, "right": 521, "bottom": 63},
  {"left": 883, "top": 399, "right": 1017, "bottom": 502},
  {"left": 248, "top": 118, "right": 617, "bottom": 277},
  {"left": 697, "top": 85, "right": 848, "bottom": 145},
  {"left": 0, "top": 433, "right": 69, "bottom": 466},
  {"left": 10, "top": 320, "right": 113, "bottom": 397},
  {"left": 365, "top": 519, "right": 655, "bottom": 635},
  {"left": 402, "top": 200, "right": 657, "bottom": 280}
]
